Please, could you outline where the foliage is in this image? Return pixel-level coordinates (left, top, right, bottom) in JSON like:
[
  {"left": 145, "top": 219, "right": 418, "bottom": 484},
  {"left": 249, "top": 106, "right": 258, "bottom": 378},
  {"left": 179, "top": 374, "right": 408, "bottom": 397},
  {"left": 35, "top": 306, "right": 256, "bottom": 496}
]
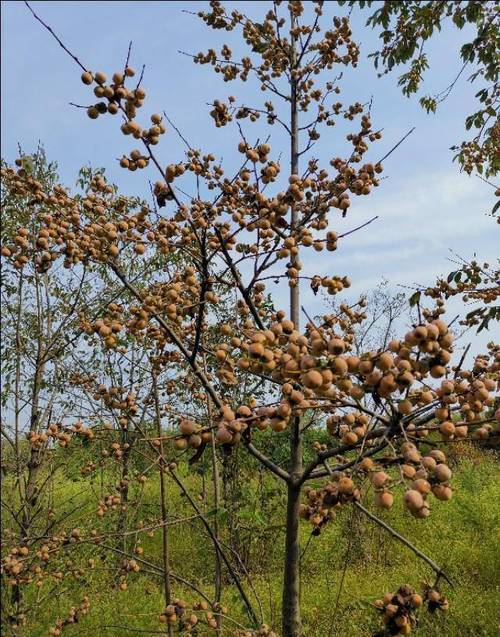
[{"left": 340, "top": 1, "right": 500, "bottom": 178}]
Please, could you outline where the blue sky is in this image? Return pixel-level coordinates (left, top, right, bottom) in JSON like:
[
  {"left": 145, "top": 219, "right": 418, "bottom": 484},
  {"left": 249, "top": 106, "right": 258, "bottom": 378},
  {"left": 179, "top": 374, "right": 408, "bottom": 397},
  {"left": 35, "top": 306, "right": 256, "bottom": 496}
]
[{"left": 2, "top": 1, "right": 498, "bottom": 352}]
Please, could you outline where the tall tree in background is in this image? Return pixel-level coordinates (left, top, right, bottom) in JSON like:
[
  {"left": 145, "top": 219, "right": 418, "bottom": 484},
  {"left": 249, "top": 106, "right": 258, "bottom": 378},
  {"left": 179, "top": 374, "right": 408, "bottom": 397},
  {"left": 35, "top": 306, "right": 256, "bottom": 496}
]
[{"left": 340, "top": 1, "right": 499, "bottom": 180}]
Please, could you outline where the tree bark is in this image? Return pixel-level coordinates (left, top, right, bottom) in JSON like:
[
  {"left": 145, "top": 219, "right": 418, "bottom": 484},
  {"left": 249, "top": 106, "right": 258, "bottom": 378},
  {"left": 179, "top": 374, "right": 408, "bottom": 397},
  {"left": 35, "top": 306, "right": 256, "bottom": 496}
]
[
  {"left": 205, "top": 383, "right": 223, "bottom": 635},
  {"left": 282, "top": 481, "right": 302, "bottom": 637},
  {"left": 282, "top": 10, "right": 303, "bottom": 637},
  {"left": 153, "top": 375, "right": 174, "bottom": 637}
]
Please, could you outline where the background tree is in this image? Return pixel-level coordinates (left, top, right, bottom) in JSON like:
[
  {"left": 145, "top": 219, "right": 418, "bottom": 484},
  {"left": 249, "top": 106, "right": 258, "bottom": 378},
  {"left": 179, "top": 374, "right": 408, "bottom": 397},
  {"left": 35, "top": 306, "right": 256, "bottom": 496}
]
[{"left": 339, "top": 0, "right": 500, "bottom": 180}]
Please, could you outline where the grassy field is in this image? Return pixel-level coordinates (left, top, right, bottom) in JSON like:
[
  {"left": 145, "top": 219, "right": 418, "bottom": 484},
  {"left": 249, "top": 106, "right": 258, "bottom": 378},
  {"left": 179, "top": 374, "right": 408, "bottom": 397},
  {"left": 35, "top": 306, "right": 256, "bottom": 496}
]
[{"left": 5, "top": 445, "right": 500, "bottom": 637}]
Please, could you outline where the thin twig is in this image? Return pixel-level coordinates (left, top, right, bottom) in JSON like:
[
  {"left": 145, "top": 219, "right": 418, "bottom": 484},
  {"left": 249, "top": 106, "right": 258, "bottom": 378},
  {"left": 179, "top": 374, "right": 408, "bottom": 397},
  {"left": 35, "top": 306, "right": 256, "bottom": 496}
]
[
  {"left": 377, "top": 127, "right": 415, "bottom": 164},
  {"left": 354, "top": 501, "right": 453, "bottom": 587},
  {"left": 24, "top": 2, "right": 88, "bottom": 72},
  {"left": 338, "top": 215, "right": 379, "bottom": 239}
]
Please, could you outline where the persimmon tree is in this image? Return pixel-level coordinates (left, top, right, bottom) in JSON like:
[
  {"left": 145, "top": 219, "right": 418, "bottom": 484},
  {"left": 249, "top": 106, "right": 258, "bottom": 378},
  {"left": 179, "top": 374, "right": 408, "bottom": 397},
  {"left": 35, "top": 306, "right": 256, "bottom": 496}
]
[
  {"left": 0, "top": 149, "right": 97, "bottom": 631},
  {"left": 2, "top": 2, "right": 499, "bottom": 636},
  {"left": 0, "top": 151, "right": 168, "bottom": 633}
]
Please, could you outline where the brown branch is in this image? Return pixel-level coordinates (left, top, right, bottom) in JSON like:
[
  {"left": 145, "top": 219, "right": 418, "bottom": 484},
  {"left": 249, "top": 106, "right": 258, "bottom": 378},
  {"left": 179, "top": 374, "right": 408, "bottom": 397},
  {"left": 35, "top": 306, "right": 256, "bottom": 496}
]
[
  {"left": 24, "top": 2, "right": 88, "bottom": 72},
  {"left": 168, "top": 468, "right": 259, "bottom": 626},
  {"left": 152, "top": 373, "right": 174, "bottom": 637},
  {"left": 354, "top": 501, "right": 453, "bottom": 587},
  {"left": 245, "top": 441, "right": 291, "bottom": 482},
  {"left": 377, "top": 126, "right": 415, "bottom": 164},
  {"left": 299, "top": 426, "right": 391, "bottom": 484},
  {"left": 110, "top": 264, "right": 223, "bottom": 410},
  {"left": 338, "top": 215, "right": 379, "bottom": 239}
]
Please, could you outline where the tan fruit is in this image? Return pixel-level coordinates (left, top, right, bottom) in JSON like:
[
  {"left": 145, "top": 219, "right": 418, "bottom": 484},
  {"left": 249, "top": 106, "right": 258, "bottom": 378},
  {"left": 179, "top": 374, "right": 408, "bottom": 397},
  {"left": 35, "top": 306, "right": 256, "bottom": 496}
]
[
  {"left": 439, "top": 421, "right": 455, "bottom": 437},
  {"left": 371, "top": 471, "right": 389, "bottom": 488},
  {"left": 395, "top": 615, "right": 408, "bottom": 628},
  {"left": 385, "top": 603, "right": 398, "bottom": 617},
  {"left": 94, "top": 71, "right": 107, "bottom": 85},
  {"left": 342, "top": 431, "right": 358, "bottom": 445},
  {"left": 81, "top": 71, "right": 93, "bottom": 85},
  {"left": 432, "top": 484, "right": 452, "bottom": 501},
  {"left": 249, "top": 342, "right": 264, "bottom": 357},
  {"left": 410, "top": 593, "right": 423, "bottom": 607},
  {"left": 379, "top": 374, "right": 397, "bottom": 395},
  {"left": 429, "top": 449, "right": 446, "bottom": 463},
  {"left": 200, "top": 431, "right": 213, "bottom": 443},
  {"left": 432, "top": 319, "right": 448, "bottom": 335},
  {"left": 401, "top": 464, "right": 416, "bottom": 479},
  {"left": 270, "top": 418, "right": 287, "bottom": 432},
  {"left": 421, "top": 456, "right": 436, "bottom": 471},
  {"left": 439, "top": 332, "right": 454, "bottom": 348},
  {"left": 430, "top": 365, "right": 446, "bottom": 378},
  {"left": 359, "top": 457, "right": 374, "bottom": 471},
  {"left": 403, "top": 489, "right": 424, "bottom": 512},
  {"left": 358, "top": 359, "right": 374, "bottom": 375},
  {"left": 188, "top": 434, "right": 202, "bottom": 448},
  {"left": 332, "top": 357, "right": 348, "bottom": 375},
  {"left": 388, "top": 339, "right": 400, "bottom": 352},
  {"left": 398, "top": 399, "right": 412, "bottom": 415},
  {"left": 350, "top": 385, "right": 365, "bottom": 400},
  {"left": 375, "top": 491, "right": 394, "bottom": 509},
  {"left": 328, "top": 338, "right": 345, "bottom": 355},
  {"left": 221, "top": 405, "right": 235, "bottom": 421},
  {"left": 179, "top": 420, "right": 196, "bottom": 436},
  {"left": 377, "top": 351, "right": 394, "bottom": 371},
  {"left": 420, "top": 390, "right": 434, "bottom": 404},
  {"left": 346, "top": 356, "right": 360, "bottom": 372},
  {"left": 215, "top": 427, "right": 232, "bottom": 444},
  {"left": 303, "top": 369, "right": 323, "bottom": 389},
  {"left": 434, "top": 464, "right": 451, "bottom": 482},
  {"left": 455, "top": 424, "right": 468, "bottom": 438},
  {"left": 412, "top": 479, "right": 431, "bottom": 494},
  {"left": 338, "top": 477, "right": 354, "bottom": 494},
  {"left": 414, "top": 504, "right": 431, "bottom": 518},
  {"left": 435, "top": 407, "right": 449, "bottom": 421}
]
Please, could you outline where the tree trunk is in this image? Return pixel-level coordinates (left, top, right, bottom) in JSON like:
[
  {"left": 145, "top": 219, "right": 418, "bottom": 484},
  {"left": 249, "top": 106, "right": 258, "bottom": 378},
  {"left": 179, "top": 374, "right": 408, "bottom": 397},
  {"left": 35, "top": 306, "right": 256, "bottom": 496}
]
[
  {"left": 281, "top": 9, "right": 303, "bottom": 637},
  {"left": 153, "top": 374, "right": 174, "bottom": 636},
  {"left": 210, "top": 428, "right": 223, "bottom": 635},
  {"left": 282, "top": 483, "right": 302, "bottom": 637}
]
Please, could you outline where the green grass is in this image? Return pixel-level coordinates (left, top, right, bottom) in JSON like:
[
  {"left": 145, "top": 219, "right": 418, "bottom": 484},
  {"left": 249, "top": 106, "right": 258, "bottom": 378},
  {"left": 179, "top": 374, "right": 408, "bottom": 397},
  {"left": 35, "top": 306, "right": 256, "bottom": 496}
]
[{"left": 3, "top": 449, "right": 499, "bottom": 636}]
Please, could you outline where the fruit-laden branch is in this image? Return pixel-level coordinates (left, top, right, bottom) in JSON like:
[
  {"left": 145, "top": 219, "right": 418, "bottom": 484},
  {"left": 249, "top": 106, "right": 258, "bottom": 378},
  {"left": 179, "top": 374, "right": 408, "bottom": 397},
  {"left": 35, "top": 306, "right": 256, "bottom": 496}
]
[
  {"left": 110, "top": 264, "right": 223, "bottom": 409},
  {"left": 189, "top": 232, "right": 208, "bottom": 364},
  {"left": 97, "top": 405, "right": 260, "bottom": 625},
  {"left": 299, "top": 425, "right": 391, "bottom": 485},
  {"left": 308, "top": 440, "right": 390, "bottom": 481},
  {"left": 111, "top": 263, "right": 290, "bottom": 482}
]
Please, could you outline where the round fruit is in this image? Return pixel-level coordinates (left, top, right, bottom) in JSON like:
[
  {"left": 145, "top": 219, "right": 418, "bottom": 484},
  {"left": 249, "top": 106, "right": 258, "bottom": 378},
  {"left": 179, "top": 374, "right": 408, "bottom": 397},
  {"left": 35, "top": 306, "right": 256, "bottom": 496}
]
[{"left": 403, "top": 489, "right": 424, "bottom": 512}]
